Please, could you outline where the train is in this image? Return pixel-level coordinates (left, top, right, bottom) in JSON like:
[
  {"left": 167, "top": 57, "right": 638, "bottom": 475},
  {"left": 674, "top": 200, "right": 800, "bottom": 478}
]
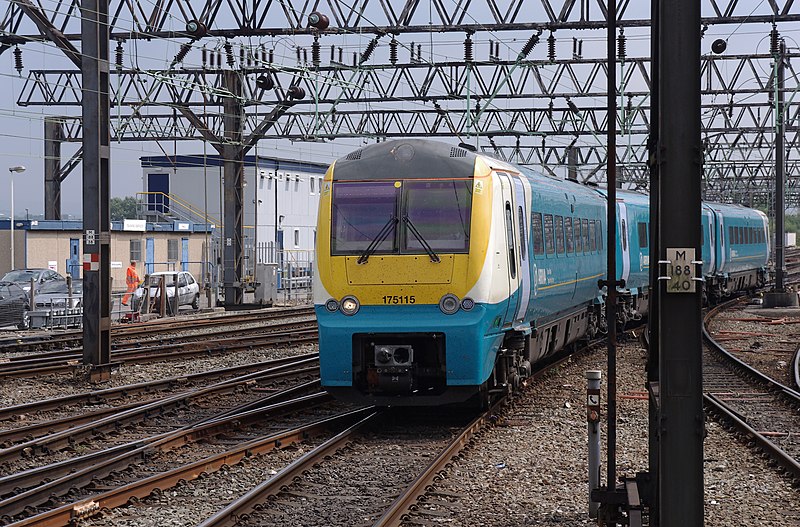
[{"left": 312, "top": 139, "right": 770, "bottom": 406}]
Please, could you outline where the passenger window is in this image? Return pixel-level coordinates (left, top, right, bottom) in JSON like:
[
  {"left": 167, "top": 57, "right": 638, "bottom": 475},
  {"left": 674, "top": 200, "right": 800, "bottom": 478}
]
[
  {"left": 739, "top": 226, "right": 744, "bottom": 244},
  {"left": 728, "top": 226, "right": 733, "bottom": 245},
  {"left": 555, "top": 216, "right": 565, "bottom": 254},
  {"left": 178, "top": 275, "right": 188, "bottom": 287},
  {"left": 544, "top": 214, "right": 555, "bottom": 254},
  {"left": 582, "top": 219, "right": 590, "bottom": 252},
  {"left": 565, "top": 217, "right": 574, "bottom": 253},
  {"left": 575, "top": 218, "right": 583, "bottom": 253},
  {"left": 638, "top": 222, "right": 648, "bottom": 248},
  {"left": 518, "top": 206, "right": 527, "bottom": 260},
  {"left": 597, "top": 220, "right": 603, "bottom": 250},
  {"left": 620, "top": 219, "right": 627, "bottom": 251},
  {"left": 590, "top": 220, "right": 597, "bottom": 251},
  {"left": 532, "top": 212, "right": 544, "bottom": 256},
  {"left": 505, "top": 203, "right": 516, "bottom": 278}
]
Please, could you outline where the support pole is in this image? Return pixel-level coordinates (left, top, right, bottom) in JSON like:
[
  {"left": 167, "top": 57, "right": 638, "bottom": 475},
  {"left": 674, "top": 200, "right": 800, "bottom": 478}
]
[
  {"left": 605, "top": 0, "right": 618, "bottom": 517},
  {"left": 586, "top": 370, "right": 602, "bottom": 519},
  {"left": 81, "top": 0, "right": 112, "bottom": 379},
  {"left": 44, "top": 117, "right": 63, "bottom": 220},
  {"left": 222, "top": 70, "right": 245, "bottom": 307},
  {"left": 656, "top": 0, "right": 704, "bottom": 524}
]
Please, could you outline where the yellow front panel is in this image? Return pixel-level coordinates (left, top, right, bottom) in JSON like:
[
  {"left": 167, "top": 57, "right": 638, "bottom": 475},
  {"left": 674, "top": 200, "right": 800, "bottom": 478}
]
[
  {"left": 345, "top": 255, "right": 454, "bottom": 285},
  {"left": 316, "top": 156, "right": 495, "bottom": 305}
]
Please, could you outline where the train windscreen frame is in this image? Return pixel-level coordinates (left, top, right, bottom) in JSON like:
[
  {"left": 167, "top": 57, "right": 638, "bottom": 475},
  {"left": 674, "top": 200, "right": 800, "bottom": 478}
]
[{"left": 330, "top": 179, "right": 473, "bottom": 255}]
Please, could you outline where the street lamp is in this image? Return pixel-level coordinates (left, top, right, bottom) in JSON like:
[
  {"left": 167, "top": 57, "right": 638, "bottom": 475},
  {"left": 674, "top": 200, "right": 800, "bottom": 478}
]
[{"left": 7, "top": 165, "right": 25, "bottom": 270}]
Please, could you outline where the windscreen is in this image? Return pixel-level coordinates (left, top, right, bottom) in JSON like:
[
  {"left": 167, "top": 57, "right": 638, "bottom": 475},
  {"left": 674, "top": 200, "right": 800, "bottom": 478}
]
[
  {"left": 330, "top": 179, "right": 472, "bottom": 255},
  {"left": 2, "top": 270, "right": 39, "bottom": 282},
  {"left": 147, "top": 275, "right": 177, "bottom": 287}
]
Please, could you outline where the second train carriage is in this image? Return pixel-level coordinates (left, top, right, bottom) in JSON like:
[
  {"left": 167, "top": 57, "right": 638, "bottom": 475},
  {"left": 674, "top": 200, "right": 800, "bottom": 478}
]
[{"left": 313, "top": 139, "right": 770, "bottom": 406}]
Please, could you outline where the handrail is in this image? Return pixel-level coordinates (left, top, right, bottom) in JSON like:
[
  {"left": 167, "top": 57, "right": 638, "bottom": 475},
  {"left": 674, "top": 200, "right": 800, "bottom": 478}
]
[{"left": 136, "top": 191, "right": 221, "bottom": 227}]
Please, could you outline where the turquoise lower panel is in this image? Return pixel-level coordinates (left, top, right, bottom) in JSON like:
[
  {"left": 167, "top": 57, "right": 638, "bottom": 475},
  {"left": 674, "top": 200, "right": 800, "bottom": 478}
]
[{"left": 316, "top": 303, "right": 507, "bottom": 388}]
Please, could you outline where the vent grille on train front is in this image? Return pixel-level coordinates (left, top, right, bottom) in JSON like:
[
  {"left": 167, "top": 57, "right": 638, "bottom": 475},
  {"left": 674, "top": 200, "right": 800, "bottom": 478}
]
[
  {"left": 450, "top": 147, "right": 467, "bottom": 158},
  {"left": 345, "top": 150, "right": 363, "bottom": 160}
]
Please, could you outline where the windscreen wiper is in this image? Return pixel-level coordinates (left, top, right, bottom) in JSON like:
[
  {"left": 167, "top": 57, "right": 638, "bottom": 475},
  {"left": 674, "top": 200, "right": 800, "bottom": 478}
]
[
  {"left": 357, "top": 216, "right": 398, "bottom": 264},
  {"left": 403, "top": 216, "right": 441, "bottom": 263}
]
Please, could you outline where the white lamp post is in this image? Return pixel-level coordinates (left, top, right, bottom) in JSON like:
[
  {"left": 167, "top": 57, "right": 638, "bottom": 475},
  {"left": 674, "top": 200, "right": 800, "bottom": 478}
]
[{"left": 7, "top": 165, "right": 25, "bottom": 271}]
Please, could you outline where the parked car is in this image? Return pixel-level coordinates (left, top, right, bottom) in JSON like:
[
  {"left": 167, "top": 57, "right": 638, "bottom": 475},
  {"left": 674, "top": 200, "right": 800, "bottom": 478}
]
[
  {"left": 0, "top": 281, "right": 30, "bottom": 329},
  {"left": 0, "top": 269, "right": 66, "bottom": 293},
  {"left": 133, "top": 271, "right": 200, "bottom": 312},
  {"left": 34, "top": 279, "right": 82, "bottom": 309}
]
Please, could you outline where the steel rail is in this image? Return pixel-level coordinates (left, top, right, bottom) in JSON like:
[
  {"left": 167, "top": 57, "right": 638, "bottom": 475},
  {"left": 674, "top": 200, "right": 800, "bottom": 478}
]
[
  {"left": 703, "top": 299, "right": 800, "bottom": 482},
  {"left": 0, "top": 357, "right": 320, "bottom": 465},
  {"left": 0, "top": 353, "right": 317, "bottom": 422},
  {"left": 0, "top": 387, "right": 329, "bottom": 519},
  {"left": 0, "top": 319, "right": 317, "bottom": 370},
  {"left": 704, "top": 300, "right": 800, "bottom": 403},
  {"left": 196, "top": 412, "right": 380, "bottom": 527},
  {"left": 0, "top": 326, "right": 318, "bottom": 379},
  {"left": 793, "top": 345, "right": 800, "bottom": 391},
  {"left": 0, "top": 306, "right": 314, "bottom": 353},
  {"left": 704, "top": 393, "right": 800, "bottom": 480},
  {"left": 5, "top": 406, "right": 372, "bottom": 527}
]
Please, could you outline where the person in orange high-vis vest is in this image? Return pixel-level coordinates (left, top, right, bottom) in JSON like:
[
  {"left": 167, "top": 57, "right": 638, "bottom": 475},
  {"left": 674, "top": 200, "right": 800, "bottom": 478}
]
[{"left": 122, "top": 260, "right": 139, "bottom": 306}]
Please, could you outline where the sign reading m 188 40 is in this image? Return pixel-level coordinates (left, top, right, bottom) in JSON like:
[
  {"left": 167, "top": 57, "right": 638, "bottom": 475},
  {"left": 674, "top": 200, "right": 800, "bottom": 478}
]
[{"left": 665, "top": 248, "right": 697, "bottom": 293}]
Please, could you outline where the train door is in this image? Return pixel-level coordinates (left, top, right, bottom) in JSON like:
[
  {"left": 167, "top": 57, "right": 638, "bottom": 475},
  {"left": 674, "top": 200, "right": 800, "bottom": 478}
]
[
  {"left": 701, "top": 206, "right": 715, "bottom": 276},
  {"left": 511, "top": 177, "right": 531, "bottom": 323},
  {"left": 618, "top": 202, "right": 630, "bottom": 284},
  {"left": 715, "top": 210, "right": 726, "bottom": 271},
  {"left": 497, "top": 173, "right": 521, "bottom": 324}
]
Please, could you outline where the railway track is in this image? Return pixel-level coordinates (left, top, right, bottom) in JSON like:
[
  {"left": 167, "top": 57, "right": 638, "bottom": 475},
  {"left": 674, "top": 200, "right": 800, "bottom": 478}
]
[
  {"left": 0, "top": 320, "right": 318, "bottom": 379},
  {"left": 0, "top": 306, "right": 315, "bottom": 355},
  {"left": 703, "top": 300, "right": 800, "bottom": 481}
]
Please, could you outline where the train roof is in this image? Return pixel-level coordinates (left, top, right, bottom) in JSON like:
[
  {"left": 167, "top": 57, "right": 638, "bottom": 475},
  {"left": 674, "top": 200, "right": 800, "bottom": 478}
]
[{"left": 333, "top": 139, "right": 478, "bottom": 181}]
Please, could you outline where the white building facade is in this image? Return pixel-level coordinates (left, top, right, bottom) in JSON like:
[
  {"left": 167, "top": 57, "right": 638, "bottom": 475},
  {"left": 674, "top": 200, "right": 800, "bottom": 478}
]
[{"left": 140, "top": 155, "right": 329, "bottom": 270}]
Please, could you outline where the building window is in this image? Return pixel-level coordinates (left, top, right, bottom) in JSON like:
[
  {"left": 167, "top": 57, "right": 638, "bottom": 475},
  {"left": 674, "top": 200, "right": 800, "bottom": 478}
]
[
  {"left": 294, "top": 229, "right": 300, "bottom": 247},
  {"left": 168, "top": 239, "right": 179, "bottom": 261},
  {"left": 130, "top": 239, "right": 142, "bottom": 262}
]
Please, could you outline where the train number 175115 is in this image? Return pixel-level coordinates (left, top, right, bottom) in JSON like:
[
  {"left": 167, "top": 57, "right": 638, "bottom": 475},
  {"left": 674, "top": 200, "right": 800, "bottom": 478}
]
[{"left": 382, "top": 295, "right": 416, "bottom": 304}]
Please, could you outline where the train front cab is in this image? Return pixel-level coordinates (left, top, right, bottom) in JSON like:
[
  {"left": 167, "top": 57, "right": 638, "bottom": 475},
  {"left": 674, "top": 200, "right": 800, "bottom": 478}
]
[{"left": 314, "top": 142, "right": 517, "bottom": 406}]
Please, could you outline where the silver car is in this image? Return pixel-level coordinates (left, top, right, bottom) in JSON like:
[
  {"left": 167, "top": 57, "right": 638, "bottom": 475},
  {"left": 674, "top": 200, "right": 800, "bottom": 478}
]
[{"left": 133, "top": 271, "right": 201, "bottom": 312}]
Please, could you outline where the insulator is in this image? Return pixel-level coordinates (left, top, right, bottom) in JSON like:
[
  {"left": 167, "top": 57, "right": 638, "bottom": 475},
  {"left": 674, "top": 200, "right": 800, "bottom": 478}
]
[
  {"left": 417, "top": 44, "right": 422, "bottom": 61},
  {"left": 770, "top": 26, "right": 780, "bottom": 55},
  {"left": 338, "top": 47, "right": 343, "bottom": 63},
  {"left": 390, "top": 37, "right": 398, "bottom": 65},
  {"left": 312, "top": 37, "right": 320, "bottom": 66},
  {"left": 269, "top": 49, "right": 274, "bottom": 63},
  {"left": 303, "top": 48, "right": 308, "bottom": 63},
  {"left": 521, "top": 32, "right": 538, "bottom": 58},
  {"left": 296, "top": 46, "right": 301, "bottom": 62},
  {"left": 618, "top": 29, "right": 626, "bottom": 61},
  {"left": 216, "top": 50, "right": 222, "bottom": 68},
  {"left": 547, "top": 31, "right": 556, "bottom": 62},
  {"left": 330, "top": 44, "right": 335, "bottom": 62},
  {"left": 287, "top": 86, "right": 306, "bottom": 100},
  {"left": 360, "top": 37, "right": 378, "bottom": 64},
  {"left": 13, "top": 46, "right": 22, "bottom": 74},
  {"left": 353, "top": 52, "right": 357, "bottom": 67},
  {"left": 489, "top": 39, "right": 494, "bottom": 59},
  {"left": 239, "top": 46, "right": 245, "bottom": 66},
  {"left": 224, "top": 41, "right": 234, "bottom": 67},
  {"left": 410, "top": 41, "right": 415, "bottom": 61},
  {"left": 464, "top": 34, "right": 473, "bottom": 62},
  {"left": 202, "top": 47, "right": 208, "bottom": 68},
  {"left": 547, "top": 99, "right": 554, "bottom": 118},
  {"left": 174, "top": 42, "right": 191, "bottom": 65},
  {"left": 115, "top": 40, "right": 124, "bottom": 69}
]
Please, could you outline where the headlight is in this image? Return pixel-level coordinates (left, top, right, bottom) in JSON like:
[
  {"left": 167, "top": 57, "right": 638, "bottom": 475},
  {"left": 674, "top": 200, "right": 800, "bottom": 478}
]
[
  {"left": 324, "top": 298, "right": 339, "bottom": 312},
  {"left": 460, "top": 297, "right": 475, "bottom": 310},
  {"left": 439, "top": 293, "right": 460, "bottom": 315},
  {"left": 340, "top": 295, "right": 360, "bottom": 316}
]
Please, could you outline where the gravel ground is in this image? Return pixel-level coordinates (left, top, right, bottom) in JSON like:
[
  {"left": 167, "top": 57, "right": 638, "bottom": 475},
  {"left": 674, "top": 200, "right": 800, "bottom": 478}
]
[
  {"left": 403, "top": 340, "right": 799, "bottom": 526},
  {"left": 0, "top": 343, "right": 315, "bottom": 408},
  {"left": 3, "top": 306, "right": 797, "bottom": 525},
  {"left": 707, "top": 302, "right": 799, "bottom": 387}
]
